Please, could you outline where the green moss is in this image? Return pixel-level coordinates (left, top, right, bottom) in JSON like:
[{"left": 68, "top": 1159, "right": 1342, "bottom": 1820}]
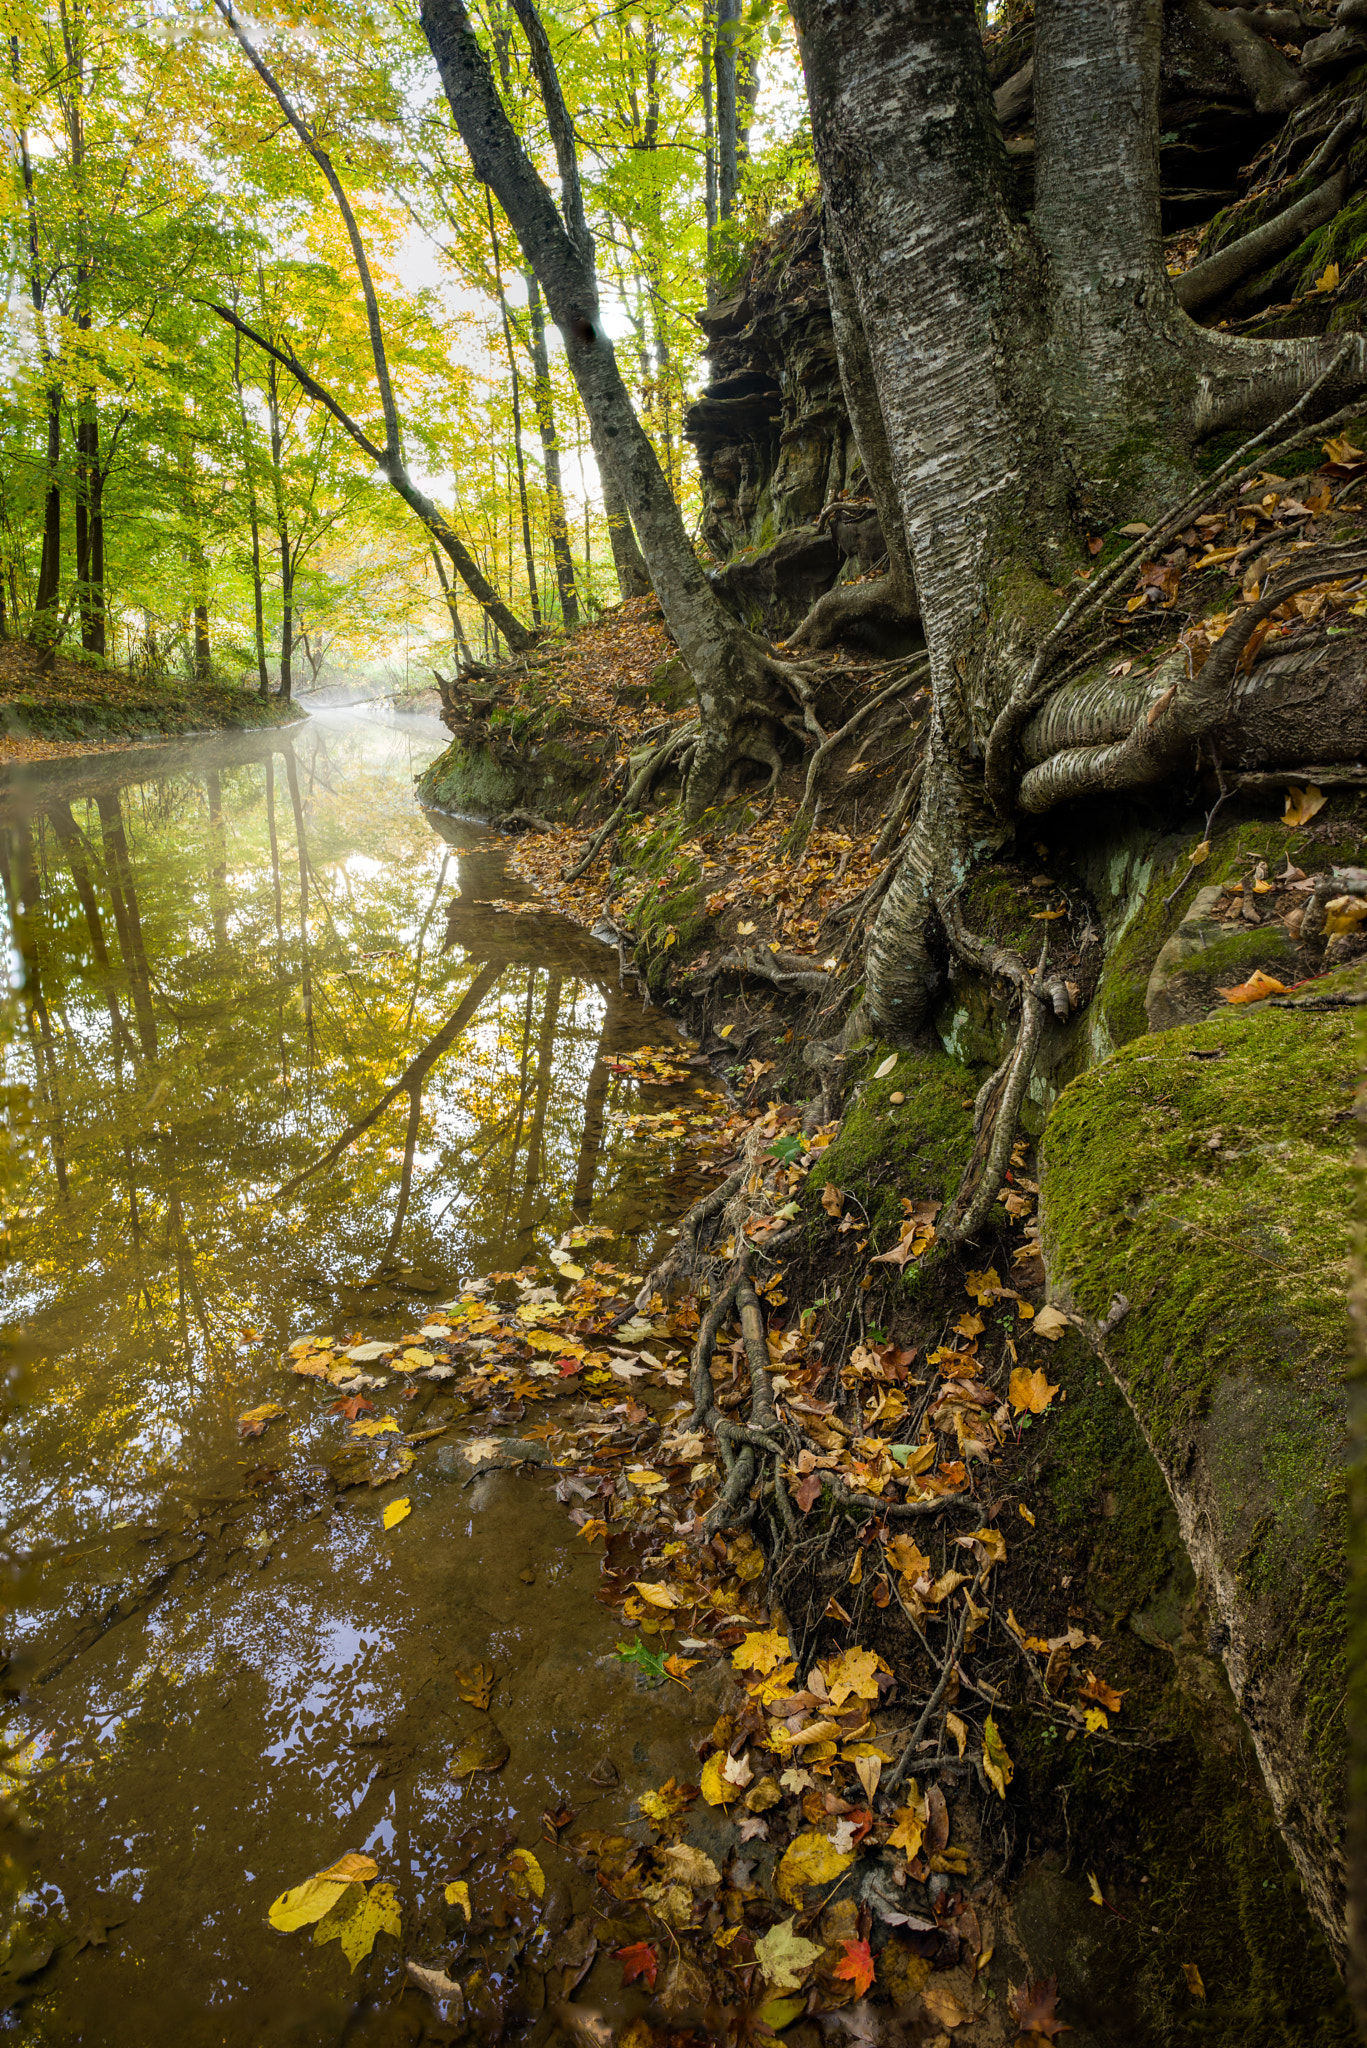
[
  {"left": 1042, "top": 1008, "right": 1352, "bottom": 1444},
  {"left": 806, "top": 1044, "right": 976, "bottom": 1263},
  {"left": 961, "top": 868, "right": 1042, "bottom": 959},
  {"left": 415, "top": 741, "right": 525, "bottom": 816},
  {"left": 1162, "top": 923, "right": 1294, "bottom": 987}
]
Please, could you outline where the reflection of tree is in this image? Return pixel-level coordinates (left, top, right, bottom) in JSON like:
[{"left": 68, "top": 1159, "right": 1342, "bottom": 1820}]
[
  {"left": 95, "top": 791, "right": 157, "bottom": 1057},
  {"left": 514, "top": 972, "right": 562, "bottom": 1240},
  {"left": 282, "top": 746, "right": 313, "bottom": 1036},
  {"left": 204, "top": 772, "right": 230, "bottom": 956},
  {"left": 45, "top": 798, "right": 140, "bottom": 1061},
  {"left": 403, "top": 852, "right": 452, "bottom": 1035},
  {"left": 572, "top": 1008, "right": 612, "bottom": 1216},
  {"left": 4, "top": 817, "right": 68, "bottom": 1196},
  {"left": 276, "top": 960, "right": 502, "bottom": 1209}
]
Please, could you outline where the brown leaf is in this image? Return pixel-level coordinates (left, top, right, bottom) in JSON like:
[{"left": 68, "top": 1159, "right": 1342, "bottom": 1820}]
[
  {"left": 1010, "top": 1974, "right": 1071, "bottom": 2038},
  {"left": 820, "top": 1182, "right": 844, "bottom": 1218},
  {"left": 1077, "top": 1669, "right": 1124, "bottom": 1713},
  {"left": 925, "top": 1782, "right": 949, "bottom": 1856},
  {"left": 330, "top": 1395, "right": 376, "bottom": 1421},
  {"left": 795, "top": 1472, "right": 823, "bottom": 1514},
  {"left": 1145, "top": 684, "right": 1176, "bottom": 726}
]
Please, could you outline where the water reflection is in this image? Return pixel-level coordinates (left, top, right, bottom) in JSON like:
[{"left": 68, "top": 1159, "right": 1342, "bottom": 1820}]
[{"left": 0, "top": 715, "right": 717, "bottom": 2042}]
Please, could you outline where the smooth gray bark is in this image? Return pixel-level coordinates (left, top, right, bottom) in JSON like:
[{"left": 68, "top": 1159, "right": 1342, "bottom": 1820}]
[{"left": 422, "top": 0, "right": 782, "bottom": 803}]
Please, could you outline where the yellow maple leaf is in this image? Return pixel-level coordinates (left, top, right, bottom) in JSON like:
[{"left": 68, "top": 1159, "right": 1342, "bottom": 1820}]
[
  {"left": 964, "top": 1266, "right": 1001, "bottom": 1305},
  {"left": 886, "top": 1806, "right": 925, "bottom": 1857},
  {"left": 731, "top": 1627, "right": 793, "bottom": 1675},
  {"left": 774, "top": 1831, "right": 855, "bottom": 1908},
  {"left": 268, "top": 1853, "right": 377, "bottom": 1933},
  {"left": 820, "top": 1645, "right": 887, "bottom": 1704},
  {"left": 352, "top": 1417, "right": 399, "bottom": 1437},
  {"left": 1009, "top": 1367, "right": 1059, "bottom": 1415},
  {"left": 313, "top": 1879, "right": 401, "bottom": 1970}
]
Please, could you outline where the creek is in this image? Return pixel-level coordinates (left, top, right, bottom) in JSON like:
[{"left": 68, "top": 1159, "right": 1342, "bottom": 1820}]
[{"left": 0, "top": 711, "right": 729, "bottom": 2044}]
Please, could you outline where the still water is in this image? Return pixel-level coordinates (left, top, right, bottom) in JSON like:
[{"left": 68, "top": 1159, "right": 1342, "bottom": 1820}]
[{"left": 0, "top": 714, "right": 726, "bottom": 2042}]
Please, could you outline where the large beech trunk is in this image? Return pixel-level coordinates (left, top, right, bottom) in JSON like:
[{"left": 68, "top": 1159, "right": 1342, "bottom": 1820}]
[{"left": 791, "top": 0, "right": 1367, "bottom": 1041}]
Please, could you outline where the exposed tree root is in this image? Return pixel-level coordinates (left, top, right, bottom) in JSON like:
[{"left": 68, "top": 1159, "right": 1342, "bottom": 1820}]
[{"left": 561, "top": 722, "right": 696, "bottom": 881}]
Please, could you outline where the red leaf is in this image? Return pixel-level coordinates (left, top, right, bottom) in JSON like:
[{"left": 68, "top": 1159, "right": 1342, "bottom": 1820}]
[
  {"left": 329, "top": 1395, "right": 375, "bottom": 1420},
  {"left": 557, "top": 1358, "right": 582, "bottom": 1377},
  {"left": 835, "top": 1937, "right": 875, "bottom": 1998},
  {"left": 616, "top": 1940, "right": 657, "bottom": 1990},
  {"left": 795, "top": 1472, "right": 823, "bottom": 1514}
]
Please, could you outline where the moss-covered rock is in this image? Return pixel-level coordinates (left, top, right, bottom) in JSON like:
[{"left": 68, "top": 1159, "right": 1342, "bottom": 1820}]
[
  {"left": 806, "top": 1043, "right": 976, "bottom": 1260},
  {"left": 1039, "top": 1009, "right": 1354, "bottom": 1961}
]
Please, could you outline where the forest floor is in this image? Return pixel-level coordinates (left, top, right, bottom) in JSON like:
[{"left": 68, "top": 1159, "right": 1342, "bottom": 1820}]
[{"left": 0, "top": 639, "right": 302, "bottom": 765}]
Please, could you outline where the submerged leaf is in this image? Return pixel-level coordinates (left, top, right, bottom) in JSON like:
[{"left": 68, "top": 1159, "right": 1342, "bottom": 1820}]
[
  {"left": 313, "top": 1879, "right": 402, "bottom": 1970},
  {"left": 754, "top": 1916, "right": 824, "bottom": 1992}
]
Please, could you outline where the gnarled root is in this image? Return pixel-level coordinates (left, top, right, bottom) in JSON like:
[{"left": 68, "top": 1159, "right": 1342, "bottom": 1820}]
[{"left": 785, "top": 568, "right": 920, "bottom": 656}]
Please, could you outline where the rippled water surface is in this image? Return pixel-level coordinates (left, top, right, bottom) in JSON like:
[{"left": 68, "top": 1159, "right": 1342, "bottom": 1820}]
[{"left": 0, "top": 714, "right": 726, "bottom": 2043}]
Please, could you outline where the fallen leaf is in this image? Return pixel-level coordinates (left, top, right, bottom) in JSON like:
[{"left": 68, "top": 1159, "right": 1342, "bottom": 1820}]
[
  {"left": 660, "top": 1844, "right": 720, "bottom": 1889},
  {"left": 1087, "top": 1870, "right": 1104, "bottom": 1906},
  {"left": 700, "top": 1753, "right": 739, "bottom": 1806},
  {"left": 1217, "top": 969, "right": 1288, "bottom": 1004},
  {"left": 1019, "top": 1504, "right": 1036, "bottom": 1527},
  {"left": 982, "top": 1715, "right": 1013, "bottom": 1799},
  {"left": 1009, "top": 1367, "right": 1059, "bottom": 1415},
  {"left": 774, "top": 1830, "right": 855, "bottom": 1908},
  {"left": 1324, "top": 895, "right": 1367, "bottom": 935},
  {"left": 821, "top": 1183, "right": 844, "bottom": 1217},
  {"left": 444, "top": 1880, "right": 470, "bottom": 1919},
  {"left": 754, "top": 1916, "right": 825, "bottom": 1991},
  {"left": 795, "top": 1471, "right": 823, "bottom": 1513},
  {"left": 1183, "top": 1962, "right": 1206, "bottom": 2000},
  {"left": 887, "top": 1804, "right": 925, "bottom": 1857},
  {"left": 1010, "top": 1974, "right": 1069, "bottom": 2038},
  {"left": 874, "top": 1053, "right": 897, "bottom": 1079},
  {"left": 405, "top": 1960, "right": 464, "bottom": 2021},
  {"left": 448, "top": 1723, "right": 510, "bottom": 1779},
  {"left": 1283, "top": 783, "right": 1327, "bottom": 827},
  {"left": 352, "top": 1417, "right": 400, "bottom": 1437},
  {"left": 945, "top": 1713, "right": 968, "bottom": 1760},
  {"left": 630, "top": 1581, "right": 681, "bottom": 1609},
  {"left": 1031, "top": 1303, "right": 1071, "bottom": 1341},
  {"left": 964, "top": 1266, "right": 1001, "bottom": 1305},
  {"left": 835, "top": 1936, "right": 876, "bottom": 1998},
  {"left": 269, "top": 1853, "right": 378, "bottom": 1933},
  {"left": 238, "top": 1401, "right": 283, "bottom": 1439},
  {"left": 922, "top": 1979, "right": 974, "bottom": 2027},
  {"left": 854, "top": 1754, "right": 881, "bottom": 1802},
  {"left": 455, "top": 1662, "right": 494, "bottom": 1710},
  {"left": 313, "top": 1880, "right": 401, "bottom": 1970},
  {"left": 507, "top": 1848, "right": 545, "bottom": 1901},
  {"left": 732, "top": 1628, "right": 792, "bottom": 1674},
  {"left": 1077, "top": 1670, "right": 1124, "bottom": 1713},
  {"left": 617, "top": 1940, "right": 657, "bottom": 1990},
  {"left": 329, "top": 1395, "right": 376, "bottom": 1421},
  {"left": 382, "top": 1497, "right": 411, "bottom": 1531}
]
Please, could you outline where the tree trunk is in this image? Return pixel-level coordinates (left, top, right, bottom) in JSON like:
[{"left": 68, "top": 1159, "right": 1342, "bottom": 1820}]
[
  {"left": 266, "top": 358, "right": 293, "bottom": 703},
  {"left": 525, "top": 269, "right": 579, "bottom": 627},
  {"left": 32, "top": 387, "right": 62, "bottom": 657},
  {"left": 716, "top": 0, "right": 739, "bottom": 223},
  {"left": 422, "top": 0, "right": 792, "bottom": 807},
  {"left": 232, "top": 314, "right": 272, "bottom": 695},
  {"left": 702, "top": 0, "right": 718, "bottom": 280},
  {"left": 485, "top": 193, "right": 541, "bottom": 625}
]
